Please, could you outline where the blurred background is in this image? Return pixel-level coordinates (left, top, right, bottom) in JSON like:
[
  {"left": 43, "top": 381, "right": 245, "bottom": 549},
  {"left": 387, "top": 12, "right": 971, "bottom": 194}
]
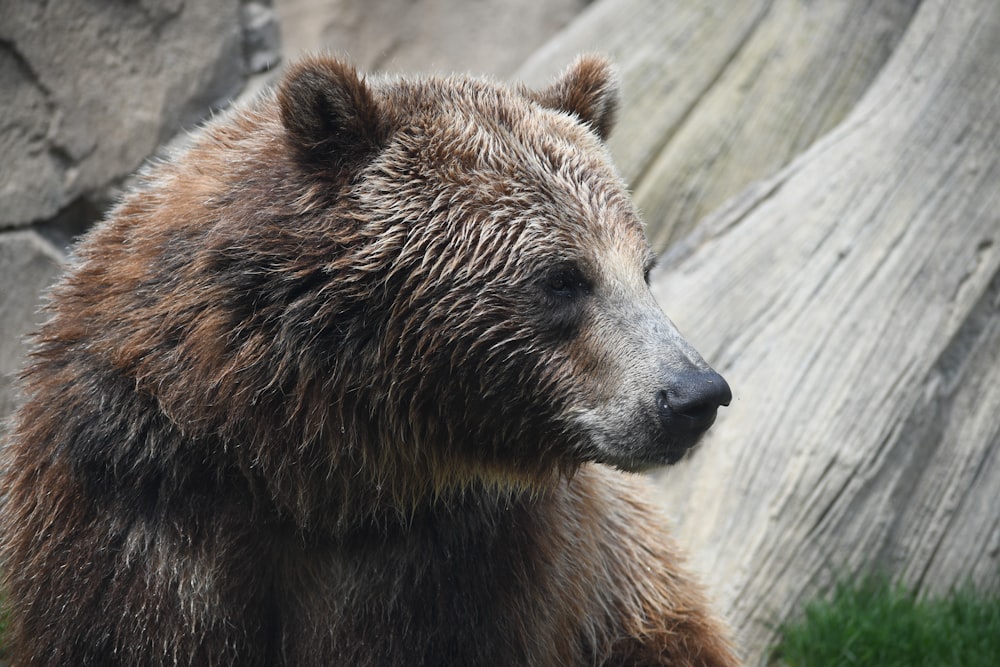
[{"left": 2, "top": 1, "right": 998, "bottom": 664}]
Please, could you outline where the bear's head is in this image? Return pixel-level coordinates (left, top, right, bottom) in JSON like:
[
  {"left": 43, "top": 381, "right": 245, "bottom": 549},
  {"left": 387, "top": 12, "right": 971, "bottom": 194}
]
[
  {"left": 73, "top": 56, "right": 730, "bottom": 523},
  {"left": 273, "top": 56, "right": 731, "bottom": 482}
]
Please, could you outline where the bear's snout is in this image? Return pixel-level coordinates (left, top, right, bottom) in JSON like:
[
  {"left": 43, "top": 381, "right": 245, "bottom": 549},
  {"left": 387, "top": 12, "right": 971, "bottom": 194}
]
[{"left": 657, "top": 368, "right": 732, "bottom": 438}]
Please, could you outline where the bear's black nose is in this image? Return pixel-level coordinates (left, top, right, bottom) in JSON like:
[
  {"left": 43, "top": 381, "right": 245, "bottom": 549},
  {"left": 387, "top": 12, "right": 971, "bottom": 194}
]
[{"left": 657, "top": 370, "right": 732, "bottom": 431}]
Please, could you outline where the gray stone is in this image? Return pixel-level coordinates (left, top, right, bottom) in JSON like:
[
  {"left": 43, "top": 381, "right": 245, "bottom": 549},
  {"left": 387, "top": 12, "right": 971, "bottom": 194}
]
[
  {"left": 243, "top": 1, "right": 283, "bottom": 74},
  {"left": 0, "top": 231, "right": 64, "bottom": 427},
  {"left": 0, "top": 0, "right": 279, "bottom": 230},
  {"left": 274, "top": 0, "right": 590, "bottom": 76}
]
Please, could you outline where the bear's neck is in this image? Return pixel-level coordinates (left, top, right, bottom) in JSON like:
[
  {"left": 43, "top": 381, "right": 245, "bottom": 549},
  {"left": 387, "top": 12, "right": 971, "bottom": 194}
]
[{"left": 281, "top": 463, "right": 563, "bottom": 544}]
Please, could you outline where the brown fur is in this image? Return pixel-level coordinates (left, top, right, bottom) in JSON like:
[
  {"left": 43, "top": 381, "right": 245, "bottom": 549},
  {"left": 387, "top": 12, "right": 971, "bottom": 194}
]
[{"left": 0, "top": 56, "right": 739, "bottom": 665}]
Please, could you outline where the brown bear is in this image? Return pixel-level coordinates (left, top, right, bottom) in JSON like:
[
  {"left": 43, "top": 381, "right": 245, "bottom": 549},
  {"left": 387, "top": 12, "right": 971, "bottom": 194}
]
[{"left": 0, "top": 55, "right": 739, "bottom": 666}]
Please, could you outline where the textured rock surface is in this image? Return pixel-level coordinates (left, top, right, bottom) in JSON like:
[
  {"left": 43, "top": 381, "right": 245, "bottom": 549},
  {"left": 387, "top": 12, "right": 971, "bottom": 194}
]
[
  {"left": 646, "top": 0, "right": 1000, "bottom": 660},
  {"left": 0, "top": 232, "right": 63, "bottom": 429},
  {"left": 275, "top": 0, "right": 591, "bottom": 76},
  {"left": 0, "top": 0, "right": 279, "bottom": 230}
]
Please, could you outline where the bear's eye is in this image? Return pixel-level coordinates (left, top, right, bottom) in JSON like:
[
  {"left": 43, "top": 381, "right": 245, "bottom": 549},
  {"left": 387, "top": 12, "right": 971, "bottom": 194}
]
[
  {"left": 643, "top": 257, "right": 657, "bottom": 286},
  {"left": 543, "top": 266, "right": 591, "bottom": 300}
]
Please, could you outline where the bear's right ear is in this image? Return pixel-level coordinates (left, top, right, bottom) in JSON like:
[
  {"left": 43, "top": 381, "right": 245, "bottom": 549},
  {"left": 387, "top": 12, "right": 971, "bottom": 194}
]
[
  {"left": 530, "top": 55, "right": 620, "bottom": 141},
  {"left": 278, "top": 57, "right": 387, "bottom": 167}
]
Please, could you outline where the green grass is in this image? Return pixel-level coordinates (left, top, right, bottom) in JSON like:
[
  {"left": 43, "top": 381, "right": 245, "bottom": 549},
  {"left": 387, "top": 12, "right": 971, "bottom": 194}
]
[{"left": 772, "top": 574, "right": 1000, "bottom": 667}]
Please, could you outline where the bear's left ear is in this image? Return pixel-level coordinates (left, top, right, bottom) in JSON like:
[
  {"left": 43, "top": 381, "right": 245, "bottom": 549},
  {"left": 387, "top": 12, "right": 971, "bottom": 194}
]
[
  {"left": 278, "top": 56, "right": 388, "bottom": 168},
  {"left": 529, "top": 55, "right": 620, "bottom": 141}
]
